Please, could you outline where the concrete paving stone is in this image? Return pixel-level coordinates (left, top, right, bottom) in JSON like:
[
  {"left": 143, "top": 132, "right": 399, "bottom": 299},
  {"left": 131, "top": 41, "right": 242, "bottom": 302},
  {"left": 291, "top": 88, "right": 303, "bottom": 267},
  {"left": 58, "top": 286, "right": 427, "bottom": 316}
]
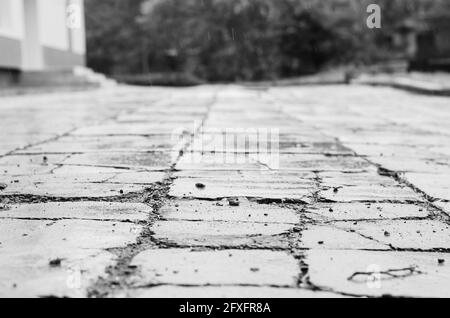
[
  {"left": 320, "top": 185, "right": 421, "bottom": 202},
  {"left": 123, "top": 286, "right": 345, "bottom": 298},
  {"left": 402, "top": 172, "right": 450, "bottom": 201},
  {"left": 277, "top": 133, "right": 337, "bottom": 144},
  {"left": 116, "top": 113, "right": 203, "bottom": 124},
  {"left": 62, "top": 152, "right": 173, "bottom": 170},
  {"left": 160, "top": 199, "right": 299, "bottom": 224},
  {"left": 72, "top": 123, "right": 201, "bottom": 136},
  {"left": 131, "top": 249, "right": 299, "bottom": 287},
  {"left": 0, "top": 177, "right": 148, "bottom": 197},
  {"left": 0, "top": 219, "right": 142, "bottom": 250},
  {"left": 176, "top": 152, "right": 263, "bottom": 171},
  {"left": 0, "top": 163, "right": 56, "bottom": 177},
  {"left": 435, "top": 201, "right": 450, "bottom": 216},
  {"left": 201, "top": 124, "right": 323, "bottom": 135},
  {"left": 170, "top": 178, "right": 313, "bottom": 202},
  {"left": 319, "top": 172, "right": 421, "bottom": 202},
  {"left": 306, "top": 249, "right": 450, "bottom": 298},
  {"left": 344, "top": 143, "right": 433, "bottom": 159},
  {"left": 300, "top": 225, "right": 389, "bottom": 250},
  {"left": 107, "top": 171, "right": 166, "bottom": 184},
  {"left": 0, "top": 218, "right": 141, "bottom": 297},
  {"left": 336, "top": 130, "right": 450, "bottom": 147},
  {"left": 152, "top": 220, "right": 293, "bottom": 248},
  {"left": 18, "top": 135, "right": 180, "bottom": 153},
  {"left": 170, "top": 170, "right": 315, "bottom": 202},
  {"left": 320, "top": 171, "right": 400, "bottom": 187},
  {"left": 0, "top": 154, "right": 69, "bottom": 166},
  {"left": 335, "top": 220, "right": 450, "bottom": 250},
  {"left": 277, "top": 154, "right": 371, "bottom": 172},
  {"left": 51, "top": 165, "right": 165, "bottom": 184},
  {"left": 0, "top": 133, "right": 58, "bottom": 155},
  {"left": 306, "top": 203, "right": 429, "bottom": 221},
  {"left": 0, "top": 248, "right": 115, "bottom": 298},
  {"left": 51, "top": 165, "right": 124, "bottom": 183},
  {"left": 291, "top": 142, "right": 354, "bottom": 155},
  {"left": 174, "top": 169, "right": 316, "bottom": 181},
  {"left": 186, "top": 133, "right": 280, "bottom": 154},
  {"left": 429, "top": 146, "right": 450, "bottom": 157},
  {"left": 0, "top": 202, "right": 151, "bottom": 221},
  {"left": 185, "top": 134, "right": 342, "bottom": 155},
  {"left": 369, "top": 156, "right": 450, "bottom": 174},
  {"left": 0, "top": 154, "right": 68, "bottom": 176}
]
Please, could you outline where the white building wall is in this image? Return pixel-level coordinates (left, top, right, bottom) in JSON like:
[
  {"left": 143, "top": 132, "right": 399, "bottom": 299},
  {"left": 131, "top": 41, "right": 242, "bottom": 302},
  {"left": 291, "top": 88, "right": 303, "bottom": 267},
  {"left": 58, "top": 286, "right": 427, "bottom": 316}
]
[
  {"left": 0, "top": 0, "right": 86, "bottom": 70},
  {"left": 38, "top": 0, "right": 69, "bottom": 50},
  {"left": 0, "top": 0, "right": 25, "bottom": 39},
  {"left": 70, "top": 0, "right": 86, "bottom": 54}
]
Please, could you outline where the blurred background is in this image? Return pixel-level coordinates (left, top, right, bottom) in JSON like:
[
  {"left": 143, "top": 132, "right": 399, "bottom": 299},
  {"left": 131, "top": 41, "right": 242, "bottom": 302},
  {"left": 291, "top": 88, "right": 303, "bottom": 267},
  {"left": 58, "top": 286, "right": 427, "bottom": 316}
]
[
  {"left": 1, "top": 0, "right": 449, "bottom": 89},
  {"left": 85, "top": 0, "right": 450, "bottom": 84}
]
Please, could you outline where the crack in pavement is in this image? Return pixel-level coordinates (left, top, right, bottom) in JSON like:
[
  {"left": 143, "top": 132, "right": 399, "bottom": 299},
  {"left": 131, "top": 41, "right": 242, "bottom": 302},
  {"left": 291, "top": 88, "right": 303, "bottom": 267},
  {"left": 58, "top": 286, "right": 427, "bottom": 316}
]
[{"left": 86, "top": 95, "right": 217, "bottom": 298}]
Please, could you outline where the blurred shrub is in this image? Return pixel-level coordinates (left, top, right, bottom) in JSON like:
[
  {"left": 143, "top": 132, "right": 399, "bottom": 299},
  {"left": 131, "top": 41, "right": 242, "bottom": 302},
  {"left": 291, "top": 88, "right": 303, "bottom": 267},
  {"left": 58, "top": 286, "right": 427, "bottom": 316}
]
[{"left": 85, "top": 0, "right": 445, "bottom": 82}]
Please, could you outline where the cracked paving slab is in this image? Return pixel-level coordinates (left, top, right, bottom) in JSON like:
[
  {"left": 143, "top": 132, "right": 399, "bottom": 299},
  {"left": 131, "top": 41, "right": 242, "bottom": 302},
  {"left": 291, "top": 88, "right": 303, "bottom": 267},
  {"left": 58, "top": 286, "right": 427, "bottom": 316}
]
[
  {"left": 0, "top": 218, "right": 142, "bottom": 297},
  {"left": 305, "top": 249, "right": 450, "bottom": 298},
  {"left": 130, "top": 249, "right": 299, "bottom": 287},
  {"left": 0, "top": 202, "right": 152, "bottom": 221}
]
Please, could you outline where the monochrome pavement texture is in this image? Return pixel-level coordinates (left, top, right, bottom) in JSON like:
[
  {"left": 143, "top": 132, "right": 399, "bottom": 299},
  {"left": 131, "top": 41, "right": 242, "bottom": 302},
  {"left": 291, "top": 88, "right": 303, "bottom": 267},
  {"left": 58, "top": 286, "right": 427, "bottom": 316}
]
[{"left": 0, "top": 84, "right": 449, "bottom": 298}]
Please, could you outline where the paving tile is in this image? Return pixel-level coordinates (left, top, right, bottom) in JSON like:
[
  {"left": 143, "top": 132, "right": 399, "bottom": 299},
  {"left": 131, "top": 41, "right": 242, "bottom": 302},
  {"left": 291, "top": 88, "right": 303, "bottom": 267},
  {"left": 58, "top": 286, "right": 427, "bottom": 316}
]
[
  {"left": 63, "top": 152, "right": 173, "bottom": 170},
  {"left": 320, "top": 185, "right": 421, "bottom": 202},
  {"left": 306, "top": 203, "right": 429, "bottom": 221},
  {"left": 170, "top": 171, "right": 315, "bottom": 202},
  {"left": 306, "top": 249, "right": 450, "bottom": 297},
  {"left": 176, "top": 152, "right": 263, "bottom": 170},
  {"left": 278, "top": 154, "right": 371, "bottom": 172},
  {"left": 300, "top": 225, "right": 389, "bottom": 250},
  {"left": 0, "top": 219, "right": 141, "bottom": 297},
  {"left": 123, "top": 286, "right": 345, "bottom": 298},
  {"left": 160, "top": 199, "right": 299, "bottom": 224},
  {"left": 335, "top": 220, "right": 450, "bottom": 250},
  {"left": 0, "top": 202, "right": 151, "bottom": 221},
  {"left": 131, "top": 249, "right": 299, "bottom": 286},
  {"left": 18, "top": 135, "right": 179, "bottom": 153},
  {"left": 0, "top": 176, "right": 148, "bottom": 197},
  {"left": 152, "top": 220, "right": 293, "bottom": 248},
  {"left": 402, "top": 172, "right": 450, "bottom": 201},
  {"left": 435, "top": 201, "right": 450, "bottom": 216}
]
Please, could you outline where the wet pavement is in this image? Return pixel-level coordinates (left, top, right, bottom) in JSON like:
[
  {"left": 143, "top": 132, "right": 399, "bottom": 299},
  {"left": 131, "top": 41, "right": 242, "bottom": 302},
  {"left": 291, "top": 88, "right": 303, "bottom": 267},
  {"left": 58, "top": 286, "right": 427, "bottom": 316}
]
[{"left": 0, "top": 84, "right": 450, "bottom": 297}]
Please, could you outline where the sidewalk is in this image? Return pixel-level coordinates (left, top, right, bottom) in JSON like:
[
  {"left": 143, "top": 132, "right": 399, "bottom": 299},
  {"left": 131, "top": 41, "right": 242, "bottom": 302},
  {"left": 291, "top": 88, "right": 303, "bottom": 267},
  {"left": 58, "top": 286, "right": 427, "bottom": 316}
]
[{"left": 0, "top": 84, "right": 450, "bottom": 298}]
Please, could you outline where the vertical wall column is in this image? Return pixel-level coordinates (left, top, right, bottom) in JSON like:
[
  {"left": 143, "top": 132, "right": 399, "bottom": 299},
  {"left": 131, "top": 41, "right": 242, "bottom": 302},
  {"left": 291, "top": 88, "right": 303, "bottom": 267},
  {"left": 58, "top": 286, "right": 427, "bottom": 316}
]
[{"left": 22, "top": 0, "right": 44, "bottom": 70}]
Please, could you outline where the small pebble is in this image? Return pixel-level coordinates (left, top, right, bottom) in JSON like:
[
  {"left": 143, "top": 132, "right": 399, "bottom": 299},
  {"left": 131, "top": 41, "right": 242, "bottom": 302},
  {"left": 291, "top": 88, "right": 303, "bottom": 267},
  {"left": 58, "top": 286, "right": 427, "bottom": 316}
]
[{"left": 49, "top": 259, "right": 62, "bottom": 267}]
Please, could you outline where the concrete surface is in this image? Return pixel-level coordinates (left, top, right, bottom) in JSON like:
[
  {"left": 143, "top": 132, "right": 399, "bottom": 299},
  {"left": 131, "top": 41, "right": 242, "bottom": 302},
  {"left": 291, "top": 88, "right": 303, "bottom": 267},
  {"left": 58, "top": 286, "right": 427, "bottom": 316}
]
[{"left": 0, "top": 84, "right": 449, "bottom": 298}]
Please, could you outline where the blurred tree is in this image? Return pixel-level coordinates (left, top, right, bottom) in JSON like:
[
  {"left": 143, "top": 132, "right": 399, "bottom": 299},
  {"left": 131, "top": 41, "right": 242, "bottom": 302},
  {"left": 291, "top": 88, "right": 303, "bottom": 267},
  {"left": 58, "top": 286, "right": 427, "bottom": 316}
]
[
  {"left": 85, "top": 0, "right": 446, "bottom": 81},
  {"left": 85, "top": 0, "right": 145, "bottom": 75}
]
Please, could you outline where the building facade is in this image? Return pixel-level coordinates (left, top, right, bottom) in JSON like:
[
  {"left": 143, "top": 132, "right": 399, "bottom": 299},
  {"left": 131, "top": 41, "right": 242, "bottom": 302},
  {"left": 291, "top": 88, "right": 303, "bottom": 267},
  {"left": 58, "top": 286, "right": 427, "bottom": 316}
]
[{"left": 0, "top": 0, "right": 85, "bottom": 72}]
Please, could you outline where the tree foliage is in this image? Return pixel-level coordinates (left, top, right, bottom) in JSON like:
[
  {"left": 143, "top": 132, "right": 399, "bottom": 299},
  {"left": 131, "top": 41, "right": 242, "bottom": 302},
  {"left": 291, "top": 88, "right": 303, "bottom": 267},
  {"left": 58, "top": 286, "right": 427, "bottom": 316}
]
[{"left": 85, "top": 0, "right": 446, "bottom": 81}]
